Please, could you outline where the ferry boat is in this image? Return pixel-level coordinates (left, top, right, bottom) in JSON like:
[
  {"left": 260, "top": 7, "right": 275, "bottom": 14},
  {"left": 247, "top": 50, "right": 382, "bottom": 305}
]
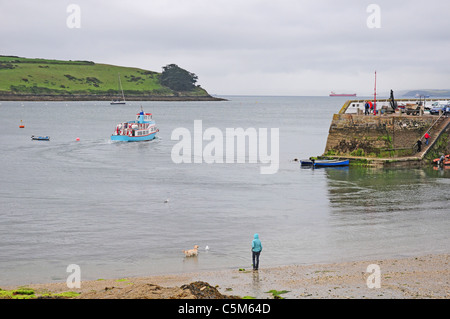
[
  {"left": 330, "top": 91, "right": 357, "bottom": 97},
  {"left": 111, "top": 109, "right": 159, "bottom": 142}
]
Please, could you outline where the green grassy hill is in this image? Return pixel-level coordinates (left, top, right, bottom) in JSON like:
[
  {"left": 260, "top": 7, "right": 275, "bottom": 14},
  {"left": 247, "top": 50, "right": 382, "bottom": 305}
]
[{"left": 0, "top": 56, "right": 217, "bottom": 101}]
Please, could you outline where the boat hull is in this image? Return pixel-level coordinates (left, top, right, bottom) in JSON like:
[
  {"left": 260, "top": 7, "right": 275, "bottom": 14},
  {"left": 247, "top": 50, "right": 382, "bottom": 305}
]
[
  {"left": 111, "top": 132, "right": 157, "bottom": 142},
  {"left": 301, "top": 159, "right": 350, "bottom": 167},
  {"left": 31, "top": 136, "right": 50, "bottom": 141},
  {"left": 433, "top": 155, "right": 450, "bottom": 164}
]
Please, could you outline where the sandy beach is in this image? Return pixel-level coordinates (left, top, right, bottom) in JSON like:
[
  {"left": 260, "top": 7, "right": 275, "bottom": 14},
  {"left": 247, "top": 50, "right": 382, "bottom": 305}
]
[{"left": 1, "top": 254, "right": 448, "bottom": 299}]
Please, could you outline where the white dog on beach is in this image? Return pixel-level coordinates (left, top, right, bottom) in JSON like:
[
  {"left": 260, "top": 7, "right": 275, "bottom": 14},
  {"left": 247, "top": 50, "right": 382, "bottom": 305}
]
[{"left": 182, "top": 245, "right": 199, "bottom": 257}]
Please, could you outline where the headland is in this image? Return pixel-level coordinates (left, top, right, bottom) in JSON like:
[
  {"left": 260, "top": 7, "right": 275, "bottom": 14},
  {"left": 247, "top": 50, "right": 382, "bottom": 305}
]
[{"left": 0, "top": 55, "right": 225, "bottom": 102}]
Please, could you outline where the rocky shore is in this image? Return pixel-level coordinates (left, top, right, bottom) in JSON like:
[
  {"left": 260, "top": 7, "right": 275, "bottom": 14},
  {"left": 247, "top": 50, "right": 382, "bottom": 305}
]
[{"left": 1, "top": 254, "right": 448, "bottom": 299}]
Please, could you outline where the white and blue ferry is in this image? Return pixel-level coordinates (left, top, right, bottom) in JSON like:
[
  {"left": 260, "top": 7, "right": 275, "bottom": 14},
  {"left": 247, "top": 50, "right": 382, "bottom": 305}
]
[{"left": 111, "top": 109, "right": 159, "bottom": 142}]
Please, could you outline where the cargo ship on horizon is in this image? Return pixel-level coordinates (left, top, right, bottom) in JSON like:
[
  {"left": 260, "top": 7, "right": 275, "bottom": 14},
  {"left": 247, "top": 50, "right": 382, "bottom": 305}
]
[{"left": 329, "top": 91, "right": 357, "bottom": 97}]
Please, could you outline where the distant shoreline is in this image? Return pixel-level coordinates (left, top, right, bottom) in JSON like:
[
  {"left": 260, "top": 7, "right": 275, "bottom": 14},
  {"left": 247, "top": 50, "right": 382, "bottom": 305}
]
[{"left": 0, "top": 94, "right": 227, "bottom": 102}]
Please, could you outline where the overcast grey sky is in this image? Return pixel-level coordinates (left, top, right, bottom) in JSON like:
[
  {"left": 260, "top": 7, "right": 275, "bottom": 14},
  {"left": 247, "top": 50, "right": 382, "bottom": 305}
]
[{"left": 1, "top": 0, "right": 449, "bottom": 96}]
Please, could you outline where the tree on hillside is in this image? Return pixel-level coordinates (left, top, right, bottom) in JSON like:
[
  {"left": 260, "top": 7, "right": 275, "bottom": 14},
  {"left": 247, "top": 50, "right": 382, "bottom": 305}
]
[{"left": 160, "top": 64, "right": 198, "bottom": 91}]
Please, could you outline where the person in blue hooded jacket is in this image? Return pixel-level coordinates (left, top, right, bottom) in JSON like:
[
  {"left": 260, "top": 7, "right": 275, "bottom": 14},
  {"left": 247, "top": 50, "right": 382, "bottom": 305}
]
[{"left": 251, "top": 233, "right": 262, "bottom": 271}]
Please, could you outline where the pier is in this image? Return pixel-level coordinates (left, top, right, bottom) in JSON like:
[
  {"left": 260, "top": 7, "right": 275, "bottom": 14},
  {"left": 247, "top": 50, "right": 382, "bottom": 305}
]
[{"left": 323, "top": 98, "right": 450, "bottom": 167}]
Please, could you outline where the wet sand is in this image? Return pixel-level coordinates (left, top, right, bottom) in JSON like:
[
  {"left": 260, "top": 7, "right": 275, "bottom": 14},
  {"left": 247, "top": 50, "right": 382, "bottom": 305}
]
[{"left": 2, "top": 254, "right": 448, "bottom": 299}]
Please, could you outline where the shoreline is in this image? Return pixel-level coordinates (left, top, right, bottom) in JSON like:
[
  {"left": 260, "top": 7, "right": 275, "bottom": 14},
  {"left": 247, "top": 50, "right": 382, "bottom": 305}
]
[
  {"left": 0, "top": 94, "right": 227, "bottom": 102},
  {"left": 2, "top": 253, "right": 448, "bottom": 299}
]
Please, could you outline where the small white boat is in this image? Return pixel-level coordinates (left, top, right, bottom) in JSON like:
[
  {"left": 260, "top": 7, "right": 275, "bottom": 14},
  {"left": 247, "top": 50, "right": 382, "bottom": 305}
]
[{"left": 110, "top": 100, "right": 126, "bottom": 105}]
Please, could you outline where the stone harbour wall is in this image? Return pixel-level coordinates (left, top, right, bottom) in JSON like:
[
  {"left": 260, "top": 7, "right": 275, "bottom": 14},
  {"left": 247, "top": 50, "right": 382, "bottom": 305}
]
[{"left": 324, "top": 114, "right": 436, "bottom": 157}]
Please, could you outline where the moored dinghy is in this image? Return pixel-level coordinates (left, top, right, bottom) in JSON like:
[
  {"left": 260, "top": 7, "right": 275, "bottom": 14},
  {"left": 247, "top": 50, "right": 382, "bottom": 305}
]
[
  {"left": 433, "top": 154, "right": 450, "bottom": 166},
  {"left": 31, "top": 135, "right": 50, "bottom": 141},
  {"left": 301, "top": 158, "right": 349, "bottom": 167}
]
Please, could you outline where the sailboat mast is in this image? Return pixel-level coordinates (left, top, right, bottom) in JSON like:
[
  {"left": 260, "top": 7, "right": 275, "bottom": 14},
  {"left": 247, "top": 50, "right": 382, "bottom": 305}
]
[{"left": 118, "top": 73, "right": 125, "bottom": 101}]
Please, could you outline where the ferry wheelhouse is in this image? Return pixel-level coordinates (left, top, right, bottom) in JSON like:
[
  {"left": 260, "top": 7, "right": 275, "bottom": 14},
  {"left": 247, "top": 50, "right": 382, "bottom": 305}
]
[{"left": 111, "top": 110, "right": 159, "bottom": 142}]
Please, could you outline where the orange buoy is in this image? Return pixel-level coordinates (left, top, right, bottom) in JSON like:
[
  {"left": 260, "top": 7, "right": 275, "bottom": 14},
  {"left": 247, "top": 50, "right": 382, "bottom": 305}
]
[{"left": 19, "top": 120, "right": 25, "bottom": 128}]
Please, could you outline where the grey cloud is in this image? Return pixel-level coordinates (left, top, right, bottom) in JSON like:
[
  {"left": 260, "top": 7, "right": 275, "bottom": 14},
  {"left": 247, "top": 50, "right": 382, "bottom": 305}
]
[{"left": 1, "top": 0, "right": 449, "bottom": 95}]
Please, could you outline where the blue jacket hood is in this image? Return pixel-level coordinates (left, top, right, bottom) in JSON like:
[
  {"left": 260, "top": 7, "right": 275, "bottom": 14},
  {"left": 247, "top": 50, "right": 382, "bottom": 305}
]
[{"left": 252, "top": 234, "right": 262, "bottom": 252}]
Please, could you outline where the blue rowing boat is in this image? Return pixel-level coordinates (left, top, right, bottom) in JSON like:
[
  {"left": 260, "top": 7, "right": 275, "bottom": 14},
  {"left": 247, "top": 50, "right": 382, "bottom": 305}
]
[
  {"left": 31, "top": 135, "right": 50, "bottom": 141},
  {"left": 300, "top": 159, "right": 349, "bottom": 167}
]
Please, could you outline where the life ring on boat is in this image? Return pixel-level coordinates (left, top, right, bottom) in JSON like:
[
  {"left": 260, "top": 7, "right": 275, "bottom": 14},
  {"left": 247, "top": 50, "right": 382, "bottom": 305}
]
[{"left": 128, "top": 130, "right": 132, "bottom": 137}]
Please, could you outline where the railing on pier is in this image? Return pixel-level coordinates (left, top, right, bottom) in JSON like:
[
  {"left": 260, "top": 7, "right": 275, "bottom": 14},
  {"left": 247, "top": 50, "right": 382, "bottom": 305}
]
[
  {"left": 339, "top": 98, "right": 450, "bottom": 114},
  {"left": 412, "top": 112, "right": 450, "bottom": 157}
]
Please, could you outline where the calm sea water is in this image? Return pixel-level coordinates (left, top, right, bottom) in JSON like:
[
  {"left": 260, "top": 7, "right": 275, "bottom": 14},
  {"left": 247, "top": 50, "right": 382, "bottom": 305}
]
[{"left": 0, "top": 96, "right": 449, "bottom": 286}]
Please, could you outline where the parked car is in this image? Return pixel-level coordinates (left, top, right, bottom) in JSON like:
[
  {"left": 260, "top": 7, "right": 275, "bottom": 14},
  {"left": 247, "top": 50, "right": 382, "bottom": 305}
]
[
  {"left": 429, "top": 101, "right": 448, "bottom": 107},
  {"left": 429, "top": 104, "right": 450, "bottom": 115}
]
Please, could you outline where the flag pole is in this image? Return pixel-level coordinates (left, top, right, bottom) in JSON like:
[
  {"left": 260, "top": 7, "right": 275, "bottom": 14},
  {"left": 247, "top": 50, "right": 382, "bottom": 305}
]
[{"left": 374, "top": 71, "right": 377, "bottom": 115}]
